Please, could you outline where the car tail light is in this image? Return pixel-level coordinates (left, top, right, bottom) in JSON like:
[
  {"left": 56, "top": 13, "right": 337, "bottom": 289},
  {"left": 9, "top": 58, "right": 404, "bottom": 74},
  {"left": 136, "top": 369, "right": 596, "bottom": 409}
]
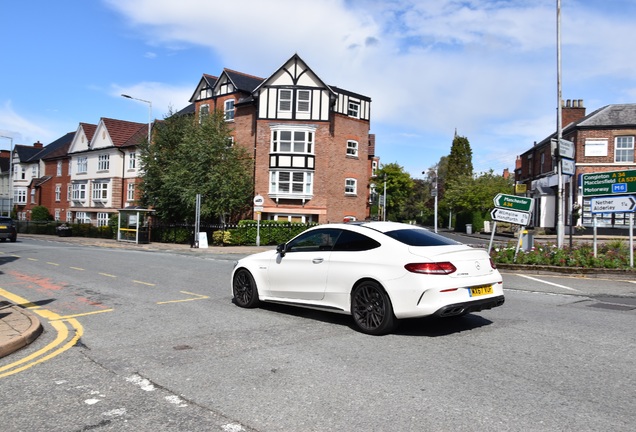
[
  {"left": 490, "top": 258, "right": 497, "bottom": 269},
  {"left": 404, "top": 262, "right": 457, "bottom": 275}
]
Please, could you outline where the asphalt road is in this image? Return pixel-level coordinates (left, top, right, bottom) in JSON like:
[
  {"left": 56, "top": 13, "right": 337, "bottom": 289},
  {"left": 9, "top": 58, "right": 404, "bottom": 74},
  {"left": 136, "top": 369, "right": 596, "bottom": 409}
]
[{"left": 0, "top": 237, "right": 634, "bottom": 431}]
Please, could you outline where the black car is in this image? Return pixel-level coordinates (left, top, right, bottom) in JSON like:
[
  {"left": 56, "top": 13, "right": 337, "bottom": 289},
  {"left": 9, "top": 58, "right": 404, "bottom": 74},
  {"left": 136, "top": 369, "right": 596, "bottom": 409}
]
[{"left": 0, "top": 216, "right": 17, "bottom": 242}]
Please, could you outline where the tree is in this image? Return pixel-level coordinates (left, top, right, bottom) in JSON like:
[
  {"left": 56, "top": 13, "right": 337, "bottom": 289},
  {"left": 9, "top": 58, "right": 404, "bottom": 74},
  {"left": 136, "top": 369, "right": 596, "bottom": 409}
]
[
  {"left": 30, "top": 205, "right": 53, "bottom": 221},
  {"left": 446, "top": 134, "right": 473, "bottom": 181},
  {"left": 374, "top": 163, "right": 414, "bottom": 221},
  {"left": 139, "top": 109, "right": 253, "bottom": 223}
]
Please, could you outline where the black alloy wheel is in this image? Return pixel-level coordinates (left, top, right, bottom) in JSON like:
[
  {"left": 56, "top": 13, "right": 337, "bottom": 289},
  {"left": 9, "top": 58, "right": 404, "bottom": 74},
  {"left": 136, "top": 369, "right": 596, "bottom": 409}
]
[
  {"left": 351, "top": 281, "right": 396, "bottom": 335},
  {"left": 232, "top": 268, "right": 260, "bottom": 308}
]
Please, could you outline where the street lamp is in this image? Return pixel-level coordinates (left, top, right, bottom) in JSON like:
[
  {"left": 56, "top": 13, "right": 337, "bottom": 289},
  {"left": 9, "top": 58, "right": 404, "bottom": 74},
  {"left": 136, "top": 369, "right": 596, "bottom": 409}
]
[
  {"left": 121, "top": 94, "right": 152, "bottom": 143},
  {"left": 424, "top": 166, "right": 438, "bottom": 233},
  {"left": 0, "top": 134, "right": 13, "bottom": 217}
]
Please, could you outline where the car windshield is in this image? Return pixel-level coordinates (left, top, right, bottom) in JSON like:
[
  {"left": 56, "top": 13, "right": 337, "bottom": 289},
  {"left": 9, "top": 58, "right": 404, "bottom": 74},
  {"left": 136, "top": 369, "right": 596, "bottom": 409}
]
[{"left": 383, "top": 228, "right": 460, "bottom": 247}]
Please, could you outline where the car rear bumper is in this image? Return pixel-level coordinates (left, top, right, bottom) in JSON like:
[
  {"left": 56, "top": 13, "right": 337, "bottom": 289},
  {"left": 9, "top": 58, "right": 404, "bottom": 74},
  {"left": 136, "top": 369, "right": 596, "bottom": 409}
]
[{"left": 433, "top": 295, "right": 505, "bottom": 317}]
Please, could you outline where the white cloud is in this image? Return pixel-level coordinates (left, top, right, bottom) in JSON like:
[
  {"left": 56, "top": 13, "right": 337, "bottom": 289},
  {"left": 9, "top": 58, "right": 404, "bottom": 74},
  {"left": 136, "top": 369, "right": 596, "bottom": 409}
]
[
  {"left": 112, "top": 82, "right": 193, "bottom": 119},
  {"left": 0, "top": 101, "right": 57, "bottom": 146}
]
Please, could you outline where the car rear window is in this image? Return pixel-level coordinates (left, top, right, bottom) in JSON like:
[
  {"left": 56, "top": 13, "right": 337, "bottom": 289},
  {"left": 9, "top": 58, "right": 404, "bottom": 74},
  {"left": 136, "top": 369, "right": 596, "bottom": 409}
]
[{"left": 383, "top": 229, "right": 459, "bottom": 247}]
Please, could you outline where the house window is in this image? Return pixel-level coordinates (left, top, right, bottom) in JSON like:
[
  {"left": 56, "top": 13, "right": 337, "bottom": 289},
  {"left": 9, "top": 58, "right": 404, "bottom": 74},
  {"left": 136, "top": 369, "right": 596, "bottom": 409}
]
[
  {"left": 55, "top": 184, "right": 61, "bottom": 202},
  {"left": 297, "top": 90, "right": 311, "bottom": 112},
  {"left": 127, "top": 183, "right": 135, "bottom": 201},
  {"left": 345, "top": 178, "right": 357, "bottom": 195},
  {"left": 32, "top": 165, "right": 38, "bottom": 177},
  {"left": 20, "top": 166, "right": 26, "bottom": 180},
  {"left": 346, "top": 140, "right": 358, "bottom": 157},
  {"left": 76, "top": 212, "right": 90, "bottom": 224},
  {"left": 30, "top": 188, "right": 36, "bottom": 204},
  {"left": 348, "top": 101, "right": 360, "bottom": 118},
  {"left": 98, "top": 154, "right": 110, "bottom": 171},
  {"left": 15, "top": 189, "right": 27, "bottom": 205},
  {"left": 54, "top": 209, "right": 60, "bottom": 221},
  {"left": 540, "top": 152, "right": 545, "bottom": 174},
  {"left": 57, "top": 161, "right": 62, "bottom": 176},
  {"left": 227, "top": 136, "right": 234, "bottom": 147},
  {"left": 72, "top": 183, "right": 86, "bottom": 201},
  {"left": 199, "top": 87, "right": 211, "bottom": 100},
  {"left": 372, "top": 160, "right": 378, "bottom": 177},
  {"left": 270, "top": 171, "right": 313, "bottom": 195},
  {"left": 615, "top": 136, "right": 634, "bottom": 163},
  {"left": 67, "top": 185, "right": 72, "bottom": 201},
  {"left": 199, "top": 104, "right": 210, "bottom": 122},
  {"left": 66, "top": 210, "right": 72, "bottom": 222},
  {"left": 92, "top": 182, "right": 108, "bottom": 201},
  {"left": 224, "top": 99, "right": 235, "bottom": 121},
  {"left": 279, "top": 89, "right": 292, "bottom": 111},
  {"left": 271, "top": 129, "right": 313, "bottom": 154},
  {"left": 77, "top": 157, "right": 87, "bottom": 174},
  {"left": 97, "top": 212, "right": 109, "bottom": 227},
  {"left": 128, "top": 152, "right": 136, "bottom": 170}
]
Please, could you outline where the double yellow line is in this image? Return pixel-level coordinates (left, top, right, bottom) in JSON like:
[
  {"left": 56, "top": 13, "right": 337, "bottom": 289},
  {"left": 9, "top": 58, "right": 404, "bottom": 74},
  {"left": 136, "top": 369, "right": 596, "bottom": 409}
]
[{"left": 0, "top": 288, "right": 102, "bottom": 378}]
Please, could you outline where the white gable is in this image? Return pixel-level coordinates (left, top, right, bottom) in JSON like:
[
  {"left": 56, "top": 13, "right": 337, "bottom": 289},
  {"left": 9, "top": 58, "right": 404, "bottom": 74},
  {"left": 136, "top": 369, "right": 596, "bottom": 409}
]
[
  {"left": 90, "top": 121, "right": 114, "bottom": 150},
  {"left": 68, "top": 125, "right": 92, "bottom": 153}
]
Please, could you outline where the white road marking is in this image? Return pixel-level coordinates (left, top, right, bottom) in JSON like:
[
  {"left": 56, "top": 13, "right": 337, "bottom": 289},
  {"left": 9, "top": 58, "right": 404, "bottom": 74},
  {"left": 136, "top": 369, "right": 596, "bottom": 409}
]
[{"left": 516, "top": 273, "right": 581, "bottom": 292}]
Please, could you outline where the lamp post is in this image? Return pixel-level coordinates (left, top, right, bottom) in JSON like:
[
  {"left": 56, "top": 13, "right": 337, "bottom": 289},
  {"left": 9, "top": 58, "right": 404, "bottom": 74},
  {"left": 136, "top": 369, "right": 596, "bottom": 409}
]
[
  {"left": 0, "top": 134, "right": 13, "bottom": 217},
  {"left": 424, "top": 167, "right": 438, "bottom": 233},
  {"left": 383, "top": 173, "right": 387, "bottom": 221},
  {"left": 121, "top": 94, "right": 152, "bottom": 143}
]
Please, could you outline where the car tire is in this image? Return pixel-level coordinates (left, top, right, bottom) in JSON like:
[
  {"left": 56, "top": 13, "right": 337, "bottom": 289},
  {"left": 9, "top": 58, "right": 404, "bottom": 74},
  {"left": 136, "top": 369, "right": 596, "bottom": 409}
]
[
  {"left": 232, "top": 268, "right": 260, "bottom": 308},
  {"left": 0, "top": 238, "right": 5, "bottom": 242},
  {"left": 10, "top": 236, "right": 16, "bottom": 243},
  {"left": 351, "top": 280, "right": 396, "bottom": 335}
]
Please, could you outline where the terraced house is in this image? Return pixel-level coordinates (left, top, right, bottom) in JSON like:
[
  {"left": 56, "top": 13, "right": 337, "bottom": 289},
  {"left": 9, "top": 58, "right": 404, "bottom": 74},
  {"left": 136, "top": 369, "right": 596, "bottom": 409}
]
[
  {"left": 188, "top": 53, "right": 378, "bottom": 223},
  {"left": 65, "top": 118, "right": 147, "bottom": 226}
]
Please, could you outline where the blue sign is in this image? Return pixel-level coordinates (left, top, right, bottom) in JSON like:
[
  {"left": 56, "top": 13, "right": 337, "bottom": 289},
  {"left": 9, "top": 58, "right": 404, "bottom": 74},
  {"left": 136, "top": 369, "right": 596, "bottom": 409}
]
[{"left": 613, "top": 183, "right": 628, "bottom": 193}]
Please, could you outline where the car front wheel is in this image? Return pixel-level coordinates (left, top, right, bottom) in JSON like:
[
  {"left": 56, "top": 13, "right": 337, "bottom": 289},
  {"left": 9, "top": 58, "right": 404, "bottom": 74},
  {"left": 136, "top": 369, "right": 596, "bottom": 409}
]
[
  {"left": 232, "top": 268, "right": 259, "bottom": 308},
  {"left": 351, "top": 281, "right": 396, "bottom": 335}
]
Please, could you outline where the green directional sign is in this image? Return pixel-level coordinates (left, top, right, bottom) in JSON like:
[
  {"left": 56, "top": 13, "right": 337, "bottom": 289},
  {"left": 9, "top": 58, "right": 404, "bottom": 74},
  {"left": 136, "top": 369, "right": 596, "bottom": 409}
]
[
  {"left": 582, "top": 169, "right": 636, "bottom": 197},
  {"left": 493, "top": 193, "right": 533, "bottom": 213}
]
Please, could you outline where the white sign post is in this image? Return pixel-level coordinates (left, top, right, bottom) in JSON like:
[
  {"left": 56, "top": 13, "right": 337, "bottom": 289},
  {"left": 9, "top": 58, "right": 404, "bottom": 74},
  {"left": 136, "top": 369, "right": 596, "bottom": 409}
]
[{"left": 253, "top": 195, "right": 264, "bottom": 247}]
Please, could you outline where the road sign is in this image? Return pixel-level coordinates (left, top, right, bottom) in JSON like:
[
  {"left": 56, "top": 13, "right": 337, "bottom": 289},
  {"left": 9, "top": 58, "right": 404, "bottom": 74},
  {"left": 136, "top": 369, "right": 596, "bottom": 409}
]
[
  {"left": 561, "top": 157, "right": 575, "bottom": 176},
  {"left": 490, "top": 208, "right": 531, "bottom": 226},
  {"left": 582, "top": 169, "right": 636, "bottom": 197},
  {"left": 253, "top": 195, "right": 264, "bottom": 206},
  {"left": 493, "top": 193, "right": 533, "bottom": 213},
  {"left": 590, "top": 195, "right": 636, "bottom": 214}
]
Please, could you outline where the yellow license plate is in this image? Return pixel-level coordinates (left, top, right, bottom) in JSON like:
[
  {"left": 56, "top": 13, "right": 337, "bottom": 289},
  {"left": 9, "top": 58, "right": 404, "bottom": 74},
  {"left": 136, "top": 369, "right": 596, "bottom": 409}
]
[
  {"left": 0, "top": 225, "right": 5, "bottom": 229},
  {"left": 470, "top": 285, "right": 493, "bottom": 297}
]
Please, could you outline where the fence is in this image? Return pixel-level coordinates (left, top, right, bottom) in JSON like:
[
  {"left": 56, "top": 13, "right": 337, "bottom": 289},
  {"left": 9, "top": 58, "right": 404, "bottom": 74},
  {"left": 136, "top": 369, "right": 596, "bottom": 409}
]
[{"left": 16, "top": 220, "right": 316, "bottom": 246}]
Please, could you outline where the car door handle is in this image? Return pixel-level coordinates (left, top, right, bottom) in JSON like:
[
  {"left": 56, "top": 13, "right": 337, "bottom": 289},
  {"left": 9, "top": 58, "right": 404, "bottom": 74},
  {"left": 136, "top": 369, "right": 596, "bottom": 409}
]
[{"left": 312, "top": 258, "right": 324, "bottom": 264}]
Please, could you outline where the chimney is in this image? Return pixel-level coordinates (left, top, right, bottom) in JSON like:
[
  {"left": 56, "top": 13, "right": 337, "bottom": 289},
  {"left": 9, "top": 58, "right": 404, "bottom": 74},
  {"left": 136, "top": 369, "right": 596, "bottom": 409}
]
[
  {"left": 515, "top": 155, "right": 522, "bottom": 170},
  {"left": 561, "top": 99, "right": 586, "bottom": 127},
  {"left": 503, "top": 168, "right": 510, "bottom": 179},
  {"left": 33, "top": 140, "right": 43, "bottom": 149}
]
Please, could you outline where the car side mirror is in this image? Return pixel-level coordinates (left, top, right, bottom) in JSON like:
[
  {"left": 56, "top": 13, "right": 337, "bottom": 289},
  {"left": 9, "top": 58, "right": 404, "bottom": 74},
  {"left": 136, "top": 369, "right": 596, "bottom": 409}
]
[{"left": 276, "top": 243, "right": 287, "bottom": 257}]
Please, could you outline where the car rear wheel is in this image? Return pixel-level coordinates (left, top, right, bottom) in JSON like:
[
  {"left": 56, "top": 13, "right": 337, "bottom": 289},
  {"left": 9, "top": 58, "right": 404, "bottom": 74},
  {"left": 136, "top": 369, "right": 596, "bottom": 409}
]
[
  {"left": 351, "top": 281, "right": 396, "bottom": 335},
  {"left": 232, "top": 268, "right": 259, "bottom": 308}
]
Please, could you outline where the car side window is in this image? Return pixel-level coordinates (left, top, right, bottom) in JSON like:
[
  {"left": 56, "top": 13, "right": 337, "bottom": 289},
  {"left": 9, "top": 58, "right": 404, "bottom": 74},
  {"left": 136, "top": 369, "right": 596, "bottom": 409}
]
[
  {"left": 333, "top": 230, "right": 381, "bottom": 252},
  {"left": 286, "top": 229, "right": 341, "bottom": 253}
]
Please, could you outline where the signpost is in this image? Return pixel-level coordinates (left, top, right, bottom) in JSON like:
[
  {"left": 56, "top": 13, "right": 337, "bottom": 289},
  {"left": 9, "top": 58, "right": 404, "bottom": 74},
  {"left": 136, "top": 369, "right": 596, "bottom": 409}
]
[
  {"left": 582, "top": 169, "right": 636, "bottom": 197},
  {"left": 489, "top": 194, "right": 534, "bottom": 257},
  {"left": 254, "top": 195, "right": 264, "bottom": 246}
]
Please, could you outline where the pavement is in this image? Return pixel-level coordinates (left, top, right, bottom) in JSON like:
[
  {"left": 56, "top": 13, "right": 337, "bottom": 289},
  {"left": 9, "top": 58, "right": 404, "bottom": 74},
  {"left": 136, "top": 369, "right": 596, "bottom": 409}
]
[{"left": 1, "top": 230, "right": 634, "bottom": 359}]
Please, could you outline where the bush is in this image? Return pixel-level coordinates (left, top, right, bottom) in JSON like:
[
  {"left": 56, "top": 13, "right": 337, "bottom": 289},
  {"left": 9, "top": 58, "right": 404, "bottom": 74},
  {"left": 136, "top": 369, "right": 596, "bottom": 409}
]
[
  {"left": 491, "top": 240, "right": 636, "bottom": 270},
  {"left": 30, "top": 206, "right": 54, "bottom": 221}
]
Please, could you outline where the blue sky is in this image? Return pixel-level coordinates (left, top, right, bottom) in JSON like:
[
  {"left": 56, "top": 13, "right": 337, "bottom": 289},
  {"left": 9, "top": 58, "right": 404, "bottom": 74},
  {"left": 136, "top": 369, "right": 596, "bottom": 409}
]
[{"left": 2, "top": 0, "right": 635, "bottom": 179}]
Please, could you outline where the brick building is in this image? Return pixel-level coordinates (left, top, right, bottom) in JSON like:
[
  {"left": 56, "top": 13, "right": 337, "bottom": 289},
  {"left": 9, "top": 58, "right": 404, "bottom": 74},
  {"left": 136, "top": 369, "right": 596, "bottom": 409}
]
[
  {"left": 187, "top": 53, "right": 378, "bottom": 223},
  {"left": 515, "top": 100, "right": 636, "bottom": 229}
]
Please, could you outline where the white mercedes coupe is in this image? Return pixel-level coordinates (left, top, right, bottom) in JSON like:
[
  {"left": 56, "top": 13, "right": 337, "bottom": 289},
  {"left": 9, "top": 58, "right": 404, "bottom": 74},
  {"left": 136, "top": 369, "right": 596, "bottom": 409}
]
[{"left": 231, "top": 221, "right": 504, "bottom": 335}]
